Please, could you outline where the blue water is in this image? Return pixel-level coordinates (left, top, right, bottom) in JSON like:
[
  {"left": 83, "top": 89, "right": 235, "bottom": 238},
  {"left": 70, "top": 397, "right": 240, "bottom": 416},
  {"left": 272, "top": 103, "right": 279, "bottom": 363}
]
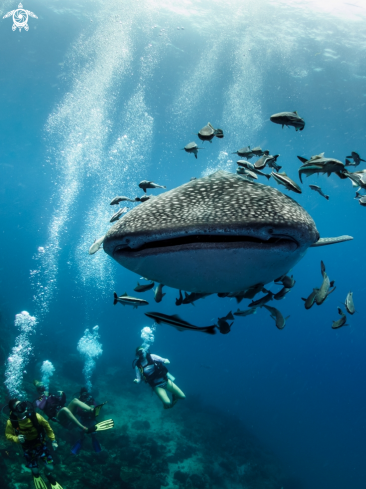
[{"left": 1, "top": 0, "right": 366, "bottom": 488}]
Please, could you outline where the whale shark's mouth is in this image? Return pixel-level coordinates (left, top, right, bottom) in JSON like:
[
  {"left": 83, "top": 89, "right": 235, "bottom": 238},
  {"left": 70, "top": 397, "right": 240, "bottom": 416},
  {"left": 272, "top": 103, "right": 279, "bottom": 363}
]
[{"left": 114, "top": 234, "right": 299, "bottom": 255}]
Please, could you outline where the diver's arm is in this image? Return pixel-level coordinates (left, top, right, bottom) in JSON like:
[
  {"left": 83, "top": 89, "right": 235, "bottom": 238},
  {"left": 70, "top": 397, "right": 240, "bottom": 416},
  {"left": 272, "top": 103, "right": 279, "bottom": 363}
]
[
  {"left": 37, "top": 414, "right": 56, "bottom": 441},
  {"left": 151, "top": 354, "right": 169, "bottom": 364},
  {"left": 5, "top": 421, "right": 20, "bottom": 443},
  {"left": 134, "top": 366, "right": 141, "bottom": 383}
]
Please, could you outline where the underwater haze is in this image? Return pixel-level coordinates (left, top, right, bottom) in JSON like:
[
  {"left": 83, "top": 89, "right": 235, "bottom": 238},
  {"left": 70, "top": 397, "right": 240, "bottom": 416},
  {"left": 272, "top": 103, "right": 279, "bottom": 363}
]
[{"left": 1, "top": 0, "right": 366, "bottom": 488}]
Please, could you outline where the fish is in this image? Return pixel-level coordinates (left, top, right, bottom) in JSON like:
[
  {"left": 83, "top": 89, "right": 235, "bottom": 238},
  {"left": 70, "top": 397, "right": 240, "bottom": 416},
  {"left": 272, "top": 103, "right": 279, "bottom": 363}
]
[
  {"left": 270, "top": 111, "right": 305, "bottom": 131},
  {"left": 254, "top": 154, "right": 278, "bottom": 170},
  {"left": 236, "top": 160, "right": 271, "bottom": 180},
  {"left": 226, "top": 284, "right": 265, "bottom": 303},
  {"left": 236, "top": 167, "right": 258, "bottom": 180},
  {"left": 315, "top": 272, "right": 336, "bottom": 305},
  {"left": 175, "top": 290, "right": 183, "bottom": 306},
  {"left": 357, "top": 195, "right": 366, "bottom": 206},
  {"left": 110, "top": 196, "right": 135, "bottom": 205},
  {"left": 262, "top": 304, "right": 289, "bottom": 329},
  {"left": 217, "top": 311, "right": 234, "bottom": 334},
  {"left": 275, "top": 275, "right": 296, "bottom": 288},
  {"left": 103, "top": 170, "right": 353, "bottom": 294},
  {"left": 309, "top": 185, "right": 329, "bottom": 200},
  {"left": 298, "top": 154, "right": 345, "bottom": 183},
  {"left": 251, "top": 146, "right": 267, "bottom": 157},
  {"left": 182, "top": 142, "right": 204, "bottom": 159},
  {"left": 332, "top": 307, "right": 348, "bottom": 329},
  {"left": 138, "top": 181, "right": 166, "bottom": 193},
  {"left": 144, "top": 312, "right": 216, "bottom": 334},
  {"left": 344, "top": 169, "right": 366, "bottom": 190},
  {"left": 197, "top": 122, "right": 224, "bottom": 142},
  {"left": 249, "top": 290, "right": 274, "bottom": 307},
  {"left": 154, "top": 283, "right": 166, "bottom": 303},
  {"left": 301, "top": 288, "right": 319, "bottom": 310},
  {"left": 135, "top": 195, "right": 153, "bottom": 203},
  {"left": 344, "top": 291, "right": 355, "bottom": 315},
  {"left": 234, "top": 308, "right": 257, "bottom": 317},
  {"left": 182, "top": 291, "right": 210, "bottom": 305},
  {"left": 271, "top": 171, "right": 302, "bottom": 194},
  {"left": 232, "top": 146, "right": 254, "bottom": 159},
  {"left": 134, "top": 281, "right": 155, "bottom": 293},
  {"left": 110, "top": 207, "right": 127, "bottom": 223},
  {"left": 274, "top": 286, "right": 291, "bottom": 300},
  {"left": 89, "top": 236, "right": 105, "bottom": 255},
  {"left": 113, "top": 292, "right": 149, "bottom": 309},
  {"left": 346, "top": 151, "right": 365, "bottom": 167}
]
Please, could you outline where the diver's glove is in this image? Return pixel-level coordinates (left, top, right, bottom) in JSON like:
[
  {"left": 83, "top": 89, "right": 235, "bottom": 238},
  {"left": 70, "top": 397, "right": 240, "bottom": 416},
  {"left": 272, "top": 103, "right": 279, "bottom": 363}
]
[
  {"left": 86, "top": 419, "right": 114, "bottom": 434},
  {"left": 52, "top": 440, "right": 58, "bottom": 450},
  {"left": 18, "top": 435, "right": 25, "bottom": 444}
]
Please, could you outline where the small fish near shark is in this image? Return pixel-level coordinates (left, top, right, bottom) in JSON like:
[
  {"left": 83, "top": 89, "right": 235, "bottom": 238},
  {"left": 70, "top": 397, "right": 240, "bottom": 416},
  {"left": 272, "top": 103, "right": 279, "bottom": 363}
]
[
  {"left": 139, "top": 181, "right": 166, "bottom": 193},
  {"left": 217, "top": 311, "right": 234, "bottom": 334},
  {"left": 331, "top": 307, "right": 348, "bottom": 330},
  {"left": 145, "top": 312, "right": 216, "bottom": 334},
  {"left": 113, "top": 292, "right": 149, "bottom": 308},
  {"left": 309, "top": 185, "right": 329, "bottom": 200},
  {"left": 197, "top": 122, "right": 224, "bottom": 143},
  {"left": 298, "top": 154, "right": 345, "bottom": 183},
  {"left": 103, "top": 170, "right": 353, "bottom": 294}
]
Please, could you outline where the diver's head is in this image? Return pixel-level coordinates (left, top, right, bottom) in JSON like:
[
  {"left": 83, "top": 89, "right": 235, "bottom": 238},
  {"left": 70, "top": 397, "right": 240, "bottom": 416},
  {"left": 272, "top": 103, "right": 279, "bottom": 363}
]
[
  {"left": 33, "top": 380, "right": 46, "bottom": 394},
  {"left": 136, "top": 346, "right": 147, "bottom": 359},
  {"left": 9, "top": 399, "right": 29, "bottom": 419},
  {"left": 79, "top": 387, "right": 91, "bottom": 403}
]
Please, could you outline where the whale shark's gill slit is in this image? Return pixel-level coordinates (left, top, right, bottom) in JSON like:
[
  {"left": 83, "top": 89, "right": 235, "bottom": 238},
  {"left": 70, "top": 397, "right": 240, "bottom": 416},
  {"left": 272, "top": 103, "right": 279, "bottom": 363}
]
[{"left": 116, "top": 235, "right": 299, "bottom": 253}]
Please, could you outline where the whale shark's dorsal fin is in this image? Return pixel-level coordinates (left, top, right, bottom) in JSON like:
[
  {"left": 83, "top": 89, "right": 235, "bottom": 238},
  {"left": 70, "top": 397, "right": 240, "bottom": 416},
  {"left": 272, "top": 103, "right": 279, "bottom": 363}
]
[{"left": 311, "top": 236, "right": 353, "bottom": 247}]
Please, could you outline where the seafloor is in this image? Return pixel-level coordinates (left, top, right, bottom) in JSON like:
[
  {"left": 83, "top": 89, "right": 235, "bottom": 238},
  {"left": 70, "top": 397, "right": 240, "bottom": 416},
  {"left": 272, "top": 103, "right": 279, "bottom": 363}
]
[{"left": 0, "top": 332, "right": 284, "bottom": 489}]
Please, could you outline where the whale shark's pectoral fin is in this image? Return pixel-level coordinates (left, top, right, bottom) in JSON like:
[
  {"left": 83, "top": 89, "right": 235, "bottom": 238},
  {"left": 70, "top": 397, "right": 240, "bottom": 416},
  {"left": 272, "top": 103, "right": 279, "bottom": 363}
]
[{"left": 310, "top": 235, "right": 353, "bottom": 247}]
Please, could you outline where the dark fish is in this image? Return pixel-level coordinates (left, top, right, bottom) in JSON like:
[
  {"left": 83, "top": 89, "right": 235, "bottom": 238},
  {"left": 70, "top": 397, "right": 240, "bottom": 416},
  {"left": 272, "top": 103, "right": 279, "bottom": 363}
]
[
  {"left": 110, "top": 207, "right": 127, "bottom": 223},
  {"left": 274, "top": 286, "right": 291, "bottom": 300},
  {"left": 144, "top": 312, "right": 216, "bottom": 334},
  {"left": 154, "top": 283, "right": 166, "bottom": 303},
  {"left": 344, "top": 291, "right": 355, "bottom": 315},
  {"left": 332, "top": 307, "right": 348, "bottom": 329},
  {"left": 309, "top": 185, "right": 329, "bottom": 200},
  {"left": 139, "top": 180, "right": 166, "bottom": 193},
  {"left": 182, "top": 291, "right": 210, "bottom": 305},
  {"left": 136, "top": 195, "right": 153, "bottom": 203},
  {"left": 197, "top": 122, "right": 224, "bottom": 142},
  {"left": 301, "top": 288, "right": 319, "bottom": 310},
  {"left": 275, "top": 275, "right": 296, "bottom": 288},
  {"left": 234, "top": 308, "right": 257, "bottom": 317},
  {"left": 251, "top": 146, "right": 267, "bottom": 157},
  {"left": 217, "top": 311, "right": 234, "bottom": 334},
  {"left": 298, "top": 153, "right": 345, "bottom": 183},
  {"left": 183, "top": 142, "right": 204, "bottom": 159},
  {"left": 254, "top": 154, "right": 281, "bottom": 171},
  {"left": 134, "top": 281, "right": 155, "bottom": 293},
  {"left": 237, "top": 160, "right": 271, "bottom": 180},
  {"left": 232, "top": 146, "right": 254, "bottom": 159},
  {"left": 223, "top": 284, "right": 265, "bottom": 303},
  {"left": 346, "top": 151, "right": 365, "bottom": 167},
  {"left": 271, "top": 171, "right": 302, "bottom": 194},
  {"left": 113, "top": 292, "right": 149, "bottom": 309},
  {"left": 315, "top": 272, "right": 336, "bottom": 305},
  {"left": 320, "top": 260, "right": 326, "bottom": 277},
  {"left": 262, "top": 304, "right": 289, "bottom": 329},
  {"left": 175, "top": 290, "right": 183, "bottom": 306},
  {"left": 110, "top": 196, "right": 135, "bottom": 205},
  {"left": 330, "top": 280, "right": 335, "bottom": 288},
  {"left": 236, "top": 167, "right": 258, "bottom": 180},
  {"left": 249, "top": 290, "right": 274, "bottom": 307},
  {"left": 265, "top": 155, "right": 282, "bottom": 172},
  {"left": 270, "top": 111, "right": 305, "bottom": 131}
]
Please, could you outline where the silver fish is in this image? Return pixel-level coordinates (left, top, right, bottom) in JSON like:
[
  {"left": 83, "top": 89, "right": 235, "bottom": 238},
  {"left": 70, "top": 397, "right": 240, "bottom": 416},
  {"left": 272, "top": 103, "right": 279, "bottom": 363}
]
[
  {"left": 154, "top": 283, "right": 166, "bottom": 303},
  {"left": 301, "top": 288, "right": 319, "bottom": 310},
  {"left": 249, "top": 290, "right": 274, "bottom": 308},
  {"left": 110, "top": 207, "right": 127, "bottom": 223},
  {"left": 262, "top": 304, "right": 289, "bottom": 329},
  {"left": 182, "top": 291, "right": 210, "bottom": 305},
  {"left": 234, "top": 308, "right": 257, "bottom": 317},
  {"left": 271, "top": 171, "right": 302, "bottom": 194},
  {"left": 344, "top": 291, "right": 355, "bottom": 315},
  {"left": 89, "top": 236, "right": 105, "bottom": 255},
  {"left": 298, "top": 153, "right": 345, "bottom": 183},
  {"left": 232, "top": 146, "right": 254, "bottom": 159},
  {"left": 270, "top": 111, "right": 305, "bottom": 131},
  {"left": 145, "top": 312, "right": 216, "bottom": 334},
  {"left": 139, "top": 181, "right": 166, "bottom": 193},
  {"left": 113, "top": 292, "right": 148, "bottom": 309},
  {"left": 236, "top": 160, "right": 271, "bottom": 180},
  {"left": 103, "top": 170, "right": 353, "bottom": 293},
  {"left": 274, "top": 287, "right": 291, "bottom": 300},
  {"left": 275, "top": 275, "right": 296, "bottom": 288},
  {"left": 134, "top": 281, "right": 155, "bottom": 293},
  {"left": 332, "top": 307, "right": 348, "bottom": 329},
  {"left": 182, "top": 142, "right": 204, "bottom": 159},
  {"left": 309, "top": 185, "right": 329, "bottom": 200},
  {"left": 110, "top": 196, "right": 135, "bottom": 205}
]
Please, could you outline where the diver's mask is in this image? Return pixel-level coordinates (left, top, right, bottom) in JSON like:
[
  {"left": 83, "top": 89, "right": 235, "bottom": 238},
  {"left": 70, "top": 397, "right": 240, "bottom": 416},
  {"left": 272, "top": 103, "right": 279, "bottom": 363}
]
[{"left": 13, "top": 401, "right": 29, "bottom": 419}]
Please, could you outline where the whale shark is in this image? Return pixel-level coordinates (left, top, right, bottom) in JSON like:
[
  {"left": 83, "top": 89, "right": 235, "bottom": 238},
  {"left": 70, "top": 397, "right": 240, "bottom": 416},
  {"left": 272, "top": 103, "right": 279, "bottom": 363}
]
[{"left": 103, "top": 171, "right": 352, "bottom": 293}]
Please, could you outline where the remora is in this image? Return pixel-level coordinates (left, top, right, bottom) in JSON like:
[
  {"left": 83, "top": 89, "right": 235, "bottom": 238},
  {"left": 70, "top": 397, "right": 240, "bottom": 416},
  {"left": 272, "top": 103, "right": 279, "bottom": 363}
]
[{"left": 103, "top": 171, "right": 352, "bottom": 293}]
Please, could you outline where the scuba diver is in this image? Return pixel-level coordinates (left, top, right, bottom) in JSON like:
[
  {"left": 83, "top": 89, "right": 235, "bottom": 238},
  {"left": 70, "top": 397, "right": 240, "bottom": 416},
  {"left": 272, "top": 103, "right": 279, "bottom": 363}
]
[
  {"left": 4, "top": 398, "right": 63, "bottom": 489},
  {"left": 71, "top": 387, "right": 104, "bottom": 455},
  {"left": 33, "top": 380, "right": 113, "bottom": 434},
  {"left": 133, "top": 347, "right": 186, "bottom": 409}
]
